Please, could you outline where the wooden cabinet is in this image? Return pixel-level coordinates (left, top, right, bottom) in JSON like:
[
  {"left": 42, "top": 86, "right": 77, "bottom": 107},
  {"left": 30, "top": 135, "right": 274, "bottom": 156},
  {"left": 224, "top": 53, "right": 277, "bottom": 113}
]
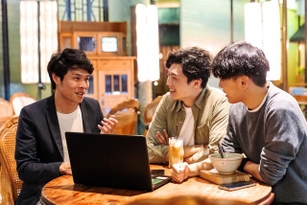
[
  {"left": 58, "top": 21, "right": 135, "bottom": 115},
  {"left": 59, "top": 31, "right": 126, "bottom": 57},
  {"left": 87, "top": 57, "right": 135, "bottom": 114}
]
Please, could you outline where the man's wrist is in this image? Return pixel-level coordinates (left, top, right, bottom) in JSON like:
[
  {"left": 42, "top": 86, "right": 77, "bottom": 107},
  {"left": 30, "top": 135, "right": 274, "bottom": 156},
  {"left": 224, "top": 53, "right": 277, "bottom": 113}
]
[
  {"left": 189, "top": 163, "right": 201, "bottom": 176},
  {"left": 238, "top": 158, "right": 249, "bottom": 172},
  {"left": 191, "top": 144, "right": 212, "bottom": 163}
]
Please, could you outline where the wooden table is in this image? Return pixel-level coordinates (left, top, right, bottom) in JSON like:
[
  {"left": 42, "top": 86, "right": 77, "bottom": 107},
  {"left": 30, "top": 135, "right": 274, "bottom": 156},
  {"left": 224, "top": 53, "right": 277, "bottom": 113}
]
[{"left": 40, "top": 165, "right": 272, "bottom": 205}]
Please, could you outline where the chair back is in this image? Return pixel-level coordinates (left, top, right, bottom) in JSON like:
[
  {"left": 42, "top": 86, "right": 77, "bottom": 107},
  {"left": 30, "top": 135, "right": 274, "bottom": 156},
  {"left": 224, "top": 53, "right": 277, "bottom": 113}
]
[
  {"left": 9, "top": 92, "right": 36, "bottom": 116},
  {"left": 0, "top": 97, "right": 13, "bottom": 117},
  {"left": 143, "top": 96, "right": 162, "bottom": 136},
  {"left": 106, "top": 99, "right": 139, "bottom": 135},
  {"left": 0, "top": 116, "right": 23, "bottom": 204},
  {"left": 0, "top": 98, "right": 14, "bottom": 127},
  {"left": 144, "top": 96, "right": 162, "bottom": 125}
]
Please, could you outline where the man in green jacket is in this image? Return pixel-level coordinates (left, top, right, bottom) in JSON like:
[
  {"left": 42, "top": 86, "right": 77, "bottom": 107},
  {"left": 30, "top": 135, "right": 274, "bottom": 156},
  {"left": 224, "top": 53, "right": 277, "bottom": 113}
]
[{"left": 146, "top": 47, "right": 229, "bottom": 164}]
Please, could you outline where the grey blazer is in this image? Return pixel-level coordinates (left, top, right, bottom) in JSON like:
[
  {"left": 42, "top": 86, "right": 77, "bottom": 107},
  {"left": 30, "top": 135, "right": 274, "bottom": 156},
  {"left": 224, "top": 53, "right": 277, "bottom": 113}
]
[{"left": 15, "top": 95, "right": 103, "bottom": 205}]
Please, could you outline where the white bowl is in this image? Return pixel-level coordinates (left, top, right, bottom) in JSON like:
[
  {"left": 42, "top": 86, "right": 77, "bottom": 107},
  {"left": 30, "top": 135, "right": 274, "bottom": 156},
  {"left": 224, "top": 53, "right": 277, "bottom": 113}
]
[{"left": 209, "top": 153, "right": 243, "bottom": 175}]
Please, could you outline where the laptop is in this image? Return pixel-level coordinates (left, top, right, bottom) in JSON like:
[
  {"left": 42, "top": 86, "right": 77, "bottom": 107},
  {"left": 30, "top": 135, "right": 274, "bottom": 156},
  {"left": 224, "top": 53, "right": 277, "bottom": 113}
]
[{"left": 65, "top": 132, "right": 171, "bottom": 192}]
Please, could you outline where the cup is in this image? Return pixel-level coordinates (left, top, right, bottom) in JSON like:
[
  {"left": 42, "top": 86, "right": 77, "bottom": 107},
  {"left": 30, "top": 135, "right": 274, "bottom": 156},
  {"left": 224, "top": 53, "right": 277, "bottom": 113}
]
[{"left": 168, "top": 137, "right": 184, "bottom": 168}]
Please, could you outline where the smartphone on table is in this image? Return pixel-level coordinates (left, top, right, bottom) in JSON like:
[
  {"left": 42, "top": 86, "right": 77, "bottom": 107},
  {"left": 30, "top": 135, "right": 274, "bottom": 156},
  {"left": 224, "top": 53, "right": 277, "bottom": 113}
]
[{"left": 218, "top": 181, "right": 256, "bottom": 191}]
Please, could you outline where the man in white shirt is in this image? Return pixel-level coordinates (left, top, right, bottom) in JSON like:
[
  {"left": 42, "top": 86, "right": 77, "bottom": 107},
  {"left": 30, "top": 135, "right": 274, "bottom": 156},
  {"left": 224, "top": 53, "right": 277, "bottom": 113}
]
[{"left": 15, "top": 48, "right": 118, "bottom": 205}]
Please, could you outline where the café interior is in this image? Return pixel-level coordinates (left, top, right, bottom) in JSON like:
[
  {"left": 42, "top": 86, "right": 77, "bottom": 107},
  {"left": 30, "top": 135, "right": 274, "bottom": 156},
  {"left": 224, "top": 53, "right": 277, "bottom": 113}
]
[{"left": 0, "top": 0, "right": 306, "bottom": 204}]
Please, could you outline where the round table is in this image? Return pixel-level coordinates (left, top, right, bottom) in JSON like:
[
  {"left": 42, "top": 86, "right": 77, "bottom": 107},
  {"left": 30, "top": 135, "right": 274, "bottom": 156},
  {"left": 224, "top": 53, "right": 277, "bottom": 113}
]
[{"left": 40, "top": 165, "right": 272, "bottom": 205}]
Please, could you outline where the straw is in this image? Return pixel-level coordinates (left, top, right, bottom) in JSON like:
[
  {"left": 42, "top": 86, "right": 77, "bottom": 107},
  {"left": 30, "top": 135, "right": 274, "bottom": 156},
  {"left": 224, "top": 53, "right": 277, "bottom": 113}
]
[{"left": 218, "top": 144, "right": 224, "bottom": 158}]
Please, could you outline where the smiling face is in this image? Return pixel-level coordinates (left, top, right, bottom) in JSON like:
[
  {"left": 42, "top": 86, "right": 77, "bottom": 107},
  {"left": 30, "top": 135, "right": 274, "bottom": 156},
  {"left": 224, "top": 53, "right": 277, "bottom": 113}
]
[
  {"left": 53, "top": 68, "right": 90, "bottom": 113},
  {"left": 166, "top": 64, "right": 202, "bottom": 107}
]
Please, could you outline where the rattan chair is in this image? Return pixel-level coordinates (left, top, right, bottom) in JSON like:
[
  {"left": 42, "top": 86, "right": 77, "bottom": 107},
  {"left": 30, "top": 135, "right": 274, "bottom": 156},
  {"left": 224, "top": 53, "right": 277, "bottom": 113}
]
[
  {"left": 9, "top": 92, "right": 36, "bottom": 116},
  {"left": 0, "top": 98, "right": 14, "bottom": 127},
  {"left": 0, "top": 98, "right": 13, "bottom": 117},
  {"left": 106, "top": 99, "right": 139, "bottom": 135},
  {"left": 143, "top": 96, "right": 162, "bottom": 136},
  {"left": 0, "top": 116, "right": 23, "bottom": 204}
]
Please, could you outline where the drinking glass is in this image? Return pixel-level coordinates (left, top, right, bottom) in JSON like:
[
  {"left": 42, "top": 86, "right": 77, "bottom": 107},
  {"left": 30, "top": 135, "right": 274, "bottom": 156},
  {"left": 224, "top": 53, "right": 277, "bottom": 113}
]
[{"left": 168, "top": 137, "right": 184, "bottom": 168}]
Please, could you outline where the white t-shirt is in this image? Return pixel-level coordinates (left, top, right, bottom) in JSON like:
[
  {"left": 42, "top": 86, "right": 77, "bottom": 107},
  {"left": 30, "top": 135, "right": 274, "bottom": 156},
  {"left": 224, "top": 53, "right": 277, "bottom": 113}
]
[
  {"left": 57, "top": 106, "right": 83, "bottom": 162},
  {"left": 178, "top": 106, "right": 195, "bottom": 146}
]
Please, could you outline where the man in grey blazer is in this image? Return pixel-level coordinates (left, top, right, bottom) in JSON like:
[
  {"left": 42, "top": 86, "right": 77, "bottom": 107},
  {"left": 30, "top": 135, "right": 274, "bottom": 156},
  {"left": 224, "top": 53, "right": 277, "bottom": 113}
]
[{"left": 15, "top": 48, "right": 118, "bottom": 205}]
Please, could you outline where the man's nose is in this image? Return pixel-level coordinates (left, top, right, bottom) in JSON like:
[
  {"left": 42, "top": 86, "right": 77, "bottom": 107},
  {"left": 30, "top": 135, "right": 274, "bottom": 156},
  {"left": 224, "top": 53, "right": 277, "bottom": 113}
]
[
  {"left": 80, "top": 80, "right": 88, "bottom": 88},
  {"left": 166, "top": 77, "right": 171, "bottom": 86}
]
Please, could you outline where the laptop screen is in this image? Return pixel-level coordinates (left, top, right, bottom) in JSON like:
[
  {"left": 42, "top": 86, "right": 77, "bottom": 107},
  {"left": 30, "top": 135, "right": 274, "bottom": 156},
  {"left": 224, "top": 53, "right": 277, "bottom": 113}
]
[{"left": 65, "top": 132, "right": 170, "bottom": 191}]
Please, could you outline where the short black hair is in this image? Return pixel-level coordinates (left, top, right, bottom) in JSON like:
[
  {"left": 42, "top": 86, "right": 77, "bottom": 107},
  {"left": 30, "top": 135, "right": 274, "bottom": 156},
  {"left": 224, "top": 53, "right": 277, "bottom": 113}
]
[
  {"left": 47, "top": 48, "right": 94, "bottom": 89},
  {"left": 211, "top": 41, "right": 269, "bottom": 87},
  {"left": 165, "top": 47, "right": 212, "bottom": 88}
]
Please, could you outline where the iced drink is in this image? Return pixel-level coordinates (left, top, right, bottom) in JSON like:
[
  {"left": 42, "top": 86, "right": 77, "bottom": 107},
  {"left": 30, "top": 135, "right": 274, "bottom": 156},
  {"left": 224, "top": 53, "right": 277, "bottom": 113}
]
[{"left": 169, "top": 137, "right": 184, "bottom": 167}]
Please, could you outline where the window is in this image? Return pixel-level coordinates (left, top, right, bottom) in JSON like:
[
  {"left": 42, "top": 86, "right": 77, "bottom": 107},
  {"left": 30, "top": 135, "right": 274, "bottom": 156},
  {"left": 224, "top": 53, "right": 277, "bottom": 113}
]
[
  {"left": 101, "top": 37, "right": 118, "bottom": 52},
  {"left": 105, "top": 74, "right": 128, "bottom": 95},
  {"left": 78, "top": 36, "right": 96, "bottom": 52}
]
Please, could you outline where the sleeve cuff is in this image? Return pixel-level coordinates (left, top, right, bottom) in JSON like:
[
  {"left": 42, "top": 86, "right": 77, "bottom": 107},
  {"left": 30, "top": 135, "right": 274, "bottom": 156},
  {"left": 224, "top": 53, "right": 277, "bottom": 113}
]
[{"left": 237, "top": 157, "right": 249, "bottom": 172}]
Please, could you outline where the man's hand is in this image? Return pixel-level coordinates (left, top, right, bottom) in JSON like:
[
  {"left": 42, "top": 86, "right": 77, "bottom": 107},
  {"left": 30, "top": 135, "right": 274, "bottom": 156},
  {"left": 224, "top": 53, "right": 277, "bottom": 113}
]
[
  {"left": 59, "top": 162, "right": 72, "bottom": 175},
  {"left": 170, "top": 162, "right": 190, "bottom": 183},
  {"left": 183, "top": 144, "right": 204, "bottom": 164},
  {"left": 98, "top": 115, "right": 118, "bottom": 134},
  {"left": 171, "top": 159, "right": 214, "bottom": 183},
  {"left": 155, "top": 129, "right": 169, "bottom": 145}
]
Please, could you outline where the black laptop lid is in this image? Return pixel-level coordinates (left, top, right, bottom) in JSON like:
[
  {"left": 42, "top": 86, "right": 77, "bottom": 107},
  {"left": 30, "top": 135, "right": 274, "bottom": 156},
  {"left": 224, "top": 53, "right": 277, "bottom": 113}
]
[{"left": 65, "top": 132, "right": 153, "bottom": 191}]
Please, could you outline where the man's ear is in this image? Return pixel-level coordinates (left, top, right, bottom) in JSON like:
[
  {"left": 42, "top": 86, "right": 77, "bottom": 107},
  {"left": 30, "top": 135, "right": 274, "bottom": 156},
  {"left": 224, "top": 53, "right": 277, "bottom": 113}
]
[
  {"left": 52, "top": 73, "right": 60, "bottom": 85},
  {"left": 194, "top": 79, "right": 202, "bottom": 88},
  {"left": 240, "top": 75, "right": 250, "bottom": 89}
]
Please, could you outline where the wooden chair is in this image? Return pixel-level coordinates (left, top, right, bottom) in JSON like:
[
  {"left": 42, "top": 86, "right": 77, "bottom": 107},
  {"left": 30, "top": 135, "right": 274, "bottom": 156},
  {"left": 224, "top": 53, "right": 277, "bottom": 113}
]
[
  {"left": 106, "top": 99, "right": 139, "bottom": 135},
  {"left": 143, "top": 96, "right": 162, "bottom": 136},
  {"left": 0, "top": 98, "right": 14, "bottom": 127},
  {"left": 9, "top": 92, "right": 36, "bottom": 116},
  {"left": 0, "top": 116, "right": 23, "bottom": 204}
]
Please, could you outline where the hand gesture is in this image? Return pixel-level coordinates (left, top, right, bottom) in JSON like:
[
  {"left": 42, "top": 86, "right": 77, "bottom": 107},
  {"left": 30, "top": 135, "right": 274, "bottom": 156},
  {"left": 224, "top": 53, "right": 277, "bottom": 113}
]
[{"left": 98, "top": 115, "right": 118, "bottom": 134}]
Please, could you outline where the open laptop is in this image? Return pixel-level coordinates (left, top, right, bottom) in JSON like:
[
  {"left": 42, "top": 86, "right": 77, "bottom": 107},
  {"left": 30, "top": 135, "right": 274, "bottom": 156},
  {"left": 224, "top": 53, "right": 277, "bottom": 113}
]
[{"left": 65, "top": 132, "right": 171, "bottom": 192}]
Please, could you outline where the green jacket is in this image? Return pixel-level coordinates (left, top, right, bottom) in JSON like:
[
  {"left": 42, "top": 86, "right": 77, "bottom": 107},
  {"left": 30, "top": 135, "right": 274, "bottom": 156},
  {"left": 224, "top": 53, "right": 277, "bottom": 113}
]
[{"left": 146, "top": 86, "right": 230, "bottom": 164}]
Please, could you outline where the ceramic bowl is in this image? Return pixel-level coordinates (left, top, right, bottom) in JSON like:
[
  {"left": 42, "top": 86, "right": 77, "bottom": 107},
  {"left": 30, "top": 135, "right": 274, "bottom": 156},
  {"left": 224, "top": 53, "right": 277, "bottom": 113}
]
[{"left": 209, "top": 153, "right": 243, "bottom": 175}]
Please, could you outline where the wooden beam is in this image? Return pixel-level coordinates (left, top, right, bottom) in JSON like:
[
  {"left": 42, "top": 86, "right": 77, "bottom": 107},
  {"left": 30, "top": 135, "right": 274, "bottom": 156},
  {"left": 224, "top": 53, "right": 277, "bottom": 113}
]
[{"left": 58, "top": 21, "right": 127, "bottom": 34}]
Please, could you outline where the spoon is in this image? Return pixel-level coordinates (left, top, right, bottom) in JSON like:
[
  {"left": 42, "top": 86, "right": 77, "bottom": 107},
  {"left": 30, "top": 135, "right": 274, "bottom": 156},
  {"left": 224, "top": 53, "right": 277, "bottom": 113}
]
[{"left": 218, "top": 144, "right": 224, "bottom": 158}]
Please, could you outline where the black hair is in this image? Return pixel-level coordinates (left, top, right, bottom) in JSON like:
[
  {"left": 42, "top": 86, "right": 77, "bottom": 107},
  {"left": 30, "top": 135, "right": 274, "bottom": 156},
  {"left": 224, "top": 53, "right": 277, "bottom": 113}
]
[
  {"left": 47, "top": 48, "right": 94, "bottom": 89},
  {"left": 165, "top": 47, "right": 212, "bottom": 88},
  {"left": 211, "top": 41, "right": 269, "bottom": 87}
]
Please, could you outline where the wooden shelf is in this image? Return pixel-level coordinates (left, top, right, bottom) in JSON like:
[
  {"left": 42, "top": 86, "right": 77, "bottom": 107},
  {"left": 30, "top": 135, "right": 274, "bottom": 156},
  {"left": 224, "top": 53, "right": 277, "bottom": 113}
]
[{"left": 292, "top": 95, "right": 307, "bottom": 103}]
